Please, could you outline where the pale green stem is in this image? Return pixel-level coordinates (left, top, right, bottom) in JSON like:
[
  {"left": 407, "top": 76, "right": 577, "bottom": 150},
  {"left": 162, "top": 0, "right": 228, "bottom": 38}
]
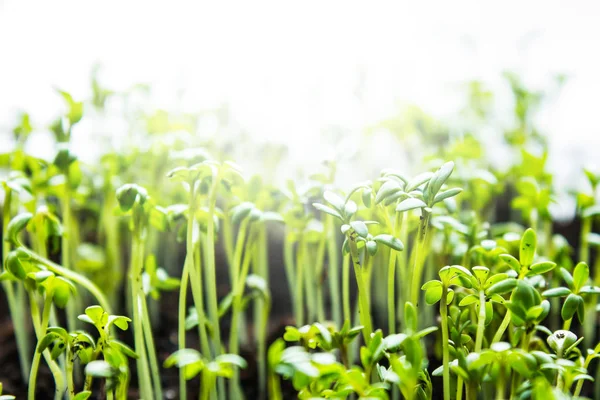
[
  {"left": 283, "top": 233, "right": 296, "bottom": 315},
  {"left": 204, "top": 176, "right": 225, "bottom": 400},
  {"left": 28, "top": 293, "right": 66, "bottom": 400},
  {"left": 130, "top": 235, "right": 153, "bottom": 400},
  {"left": 342, "top": 254, "right": 351, "bottom": 325},
  {"left": 326, "top": 215, "right": 341, "bottom": 327},
  {"left": 492, "top": 311, "right": 511, "bottom": 344},
  {"left": 61, "top": 187, "right": 77, "bottom": 334},
  {"left": 66, "top": 349, "right": 75, "bottom": 399},
  {"left": 388, "top": 212, "right": 403, "bottom": 334},
  {"left": 228, "top": 239, "right": 255, "bottom": 399},
  {"left": 348, "top": 237, "right": 372, "bottom": 343},
  {"left": 140, "top": 291, "right": 163, "bottom": 399},
  {"left": 410, "top": 211, "right": 431, "bottom": 310},
  {"left": 456, "top": 377, "right": 463, "bottom": 400},
  {"left": 475, "top": 290, "right": 486, "bottom": 352},
  {"left": 178, "top": 255, "right": 190, "bottom": 400},
  {"left": 440, "top": 285, "right": 451, "bottom": 400},
  {"left": 295, "top": 237, "right": 305, "bottom": 325},
  {"left": 302, "top": 239, "right": 316, "bottom": 322},
  {"left": 2, "top": 188, "right": 30, "bottom": 382}
]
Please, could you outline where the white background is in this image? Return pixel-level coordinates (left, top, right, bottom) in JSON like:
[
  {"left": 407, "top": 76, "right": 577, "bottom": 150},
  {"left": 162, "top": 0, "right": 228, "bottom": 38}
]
[{"left": 1, "top": 0, "right": 599, "bottom": 217}]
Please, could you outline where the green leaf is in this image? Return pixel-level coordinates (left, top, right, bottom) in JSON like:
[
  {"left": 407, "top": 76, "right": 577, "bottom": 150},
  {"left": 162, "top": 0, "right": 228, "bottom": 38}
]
[
  {"left": 215, "top": 354, "right": 247, "bottom": 369},
  {"left": 406, "top": 172, "right": 433, "bottom": 192},
  {"left": 323, "top": 191, "right": 345, "bottom": 213},
  {"left": 529, "top": 261, "right": 557, "bottom": 275},
  {"left": 231, "top": 202, "right": 255, "bottom": 225},
  {"left": 373, "top": 234, "right": 404, "bottom": 251},
  {"left": 5, "top": 251, "right": 26, "bottom": 280},
  {"left": 499, "top": 254, "right": 521, "bottom": 273},
  {"left": 519, "top": 229, "right": 537, "bottom": 267},
  {"left": 428, "top": 161, "right": 455, "bottom": 197},
  {"left": 486, "top": 278, "right": 518, "bottom": 296},
  {"left": 433, "top": 188, "right": 463, "bottom": 204},
  {"left": 572, "top": 262, "right": 590, "bottom": 292},
  {"left": 366, "top": 240, "right": 378, "bottom": 256},
  {"left": 396, "top": 198, "right": 427, "bottom": 213},
  {"left": 459, "top": 294, "right": 478, "bottom": 307},
  {"left": 6, "top": 213, "right": 32, "bottom": 246},
  {"left": 350, "top": 221, "right": 369, "bottom": 238},
  {"left": 542, "top": 287, "right": 571, "bottom": 298},
  {"left": 425, "top": 286, "right": 443, "bottom": 305},
  {"left": 85, "top": 306, "right": 104, "bottom": 325},
  {"left": 108, "top": 315, "right": 131, "bottom": 331},
  {"left": 313, "top": 203, "right": 342, "bottom": 220},
  {"left": 73, "top": 391, "right": 92, "bottom": 400},
  {"left": 562, "top": 293, "right": 582, "bottom": 321},
  {"left": 559, "top": 268, "right": 575, "bottom": 290},
  {"left": 375, "top": 180, "right": 401, "bottom": 205},
  {"left": 164, "top": 349, "right": 203, "bottom": 368}
]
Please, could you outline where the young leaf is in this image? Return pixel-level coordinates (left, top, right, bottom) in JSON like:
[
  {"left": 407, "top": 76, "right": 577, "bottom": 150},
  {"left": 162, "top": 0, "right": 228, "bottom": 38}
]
[
  {"left": 562, "top": 293, "right": 582, "bottom": 321},
  {"left": 313, "top": 203, "right": 342, "bottom": 220},
  {"left": 373, "top": 234, "right": 404, "bottom": 251},
  {"left": 396, "top": 198, "right": 426, "bottom": 213},
  {"left": 519, "top": 229, "right": 537, "bottom": 267},
  {"left": 350, "top": 221, "right": 368, "bottom": 238},
  {"left": 572, "top": 262, "right": 590, "bottom": 292},
  {"left": 433, "top": 188, "right": 463, "bottom": 205}
]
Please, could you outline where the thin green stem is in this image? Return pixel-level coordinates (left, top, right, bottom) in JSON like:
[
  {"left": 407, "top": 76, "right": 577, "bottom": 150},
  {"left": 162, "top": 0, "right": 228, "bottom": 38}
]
[
  {"left": 295, "top": 237, "right": 305, "bottom": 325},
  {"left": 178, "top": 254, "right": 190, "bottom": 400},
  {"left": 492, "top": 311, "right": 511, "bottom": 344},
  {"left": 580, "top": 216, "right": 592, "bottom": 264},
  {"left": 388, "top": 212, "right": 403, "bottom": 334},
  {"left": 228, "top": 237, "right": 255, "bottom": 399},
  {"left": 205, "top": 176, "right": 225, "bottom": 400},
  {"left": 283, "top": 233, "right": 297, "bottom": 315},
  {"left": 61, "top": 187, "right": 77, "bottom": 334},
  {"left": 563, "top": 317, "right": 573, "bottom": 331},
  {"left": 66, "top": 350, "right": 75, "bottom": 399},
  {"left": 574, "top": 353, "right": 593, "bottom": 397},
  {"left": 456, "top": 376, "right": 463, "bottom": 400},
  {"left": 314, "top": 226, "right": 327, "bottom": 323},
  {"left": 29, "top": 293, "right": 65, "bottom": 400},
  {"left": 440, "top": 285, "right": 451, "bottom": 400},
  {"left": 342, "top": 254, "right": 351, "bottom": 326},
  {"left": 130, "top": 235, "right": 153, "bottom": 400},
  {"left": 303, "top": 239, "right": 316, "bottom": 322},
  {"left": 410, "top": 212, "right": 431, "bottom": 310},
  {"left": 326, "top": 215, "right": 341, "bottom": 327},
  {"left": 496, "top": 367, "right": 506, "bottom": 400},
  {"left": 475, "top": 290, "right": 486, "bottom": 352},
  {"left": 2, "top": 188, "right": 30, "bottom": 383},
  {"left": 348, "top": 237, "right": 372, "bottom": 343},
  {"left": 254, "top": 225, "right": 269, "bottom": 400},
  {"left": 140, "top": 290, "right": 163, "bottom": 399}
]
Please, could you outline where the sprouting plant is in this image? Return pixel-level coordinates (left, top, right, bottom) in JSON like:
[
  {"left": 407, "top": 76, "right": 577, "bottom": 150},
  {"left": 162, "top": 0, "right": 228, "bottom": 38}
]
[
  {"left": 164, "top": 350, "right": 247, "bottom": 400},
  {"left": 421, "top": 265, "right": 472, "bottom": 400},
  {"left": 1, "top": 172, "right": 32, "bottom": 382},
  {"left": 77, "top": 305, "right": 137, "bottom": 399},
  {"left": 542, "top": 262, "right": 600, "bottom": 330},
  {"left": 314, "top": 189, "right": 403, "bottom": 343},
  {"left": 115, "top": 183, "right": 164, "bottom": 400}
]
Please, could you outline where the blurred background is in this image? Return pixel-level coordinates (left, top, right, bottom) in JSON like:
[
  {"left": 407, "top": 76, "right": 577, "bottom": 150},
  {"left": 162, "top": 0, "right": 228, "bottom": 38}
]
[{"left": 1, "top": 0, "right": 599, "bottom": 219}]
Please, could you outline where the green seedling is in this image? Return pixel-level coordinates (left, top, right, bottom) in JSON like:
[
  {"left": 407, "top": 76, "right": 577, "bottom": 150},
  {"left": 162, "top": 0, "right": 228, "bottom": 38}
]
[
  {"left": 542, "top": 262, "right": 600, "bottom": 330},
  {"left": 78, "top": 305, "right": 137, "bottom": 399},
  {"left": 115, "top": 183, "right": 163, "bottom": 400},
  {"left": 164, "top": 350, "right": 246, "bottom": 400}
]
